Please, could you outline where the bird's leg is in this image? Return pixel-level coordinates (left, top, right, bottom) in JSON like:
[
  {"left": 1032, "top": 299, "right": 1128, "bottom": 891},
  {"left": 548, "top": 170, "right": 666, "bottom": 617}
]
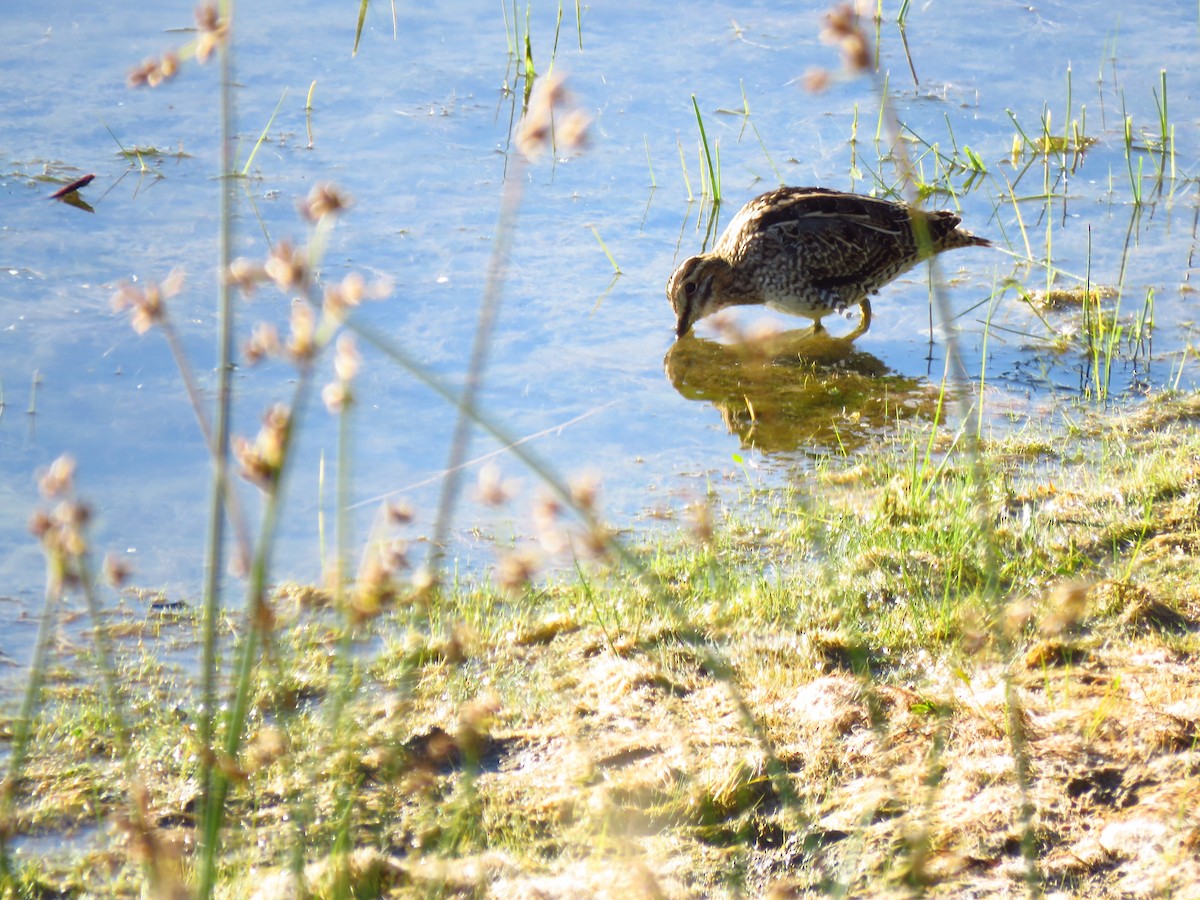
[{"left": 846, "top": 297, "right": 872, "bottom": 341}]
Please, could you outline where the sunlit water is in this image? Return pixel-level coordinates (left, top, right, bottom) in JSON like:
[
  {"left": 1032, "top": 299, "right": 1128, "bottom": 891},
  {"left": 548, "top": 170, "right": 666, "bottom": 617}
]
[{"left": 2, "top": 0, "right": 1198, "bottom": 678}]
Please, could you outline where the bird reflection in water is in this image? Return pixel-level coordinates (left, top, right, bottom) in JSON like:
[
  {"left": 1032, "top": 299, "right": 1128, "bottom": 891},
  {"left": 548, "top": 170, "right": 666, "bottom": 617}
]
[{"left": 664, "top": 321, "right": 945, "bottom": 455}]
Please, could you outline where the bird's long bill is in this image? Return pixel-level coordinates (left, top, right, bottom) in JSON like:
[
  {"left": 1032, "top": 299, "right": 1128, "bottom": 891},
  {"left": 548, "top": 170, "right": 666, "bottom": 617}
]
[
  {"left": 674, "top": 302, "right": 697, "bottom": 339},
  {"left": 674, "top": 312, "right": 689, "bottom": 339}
]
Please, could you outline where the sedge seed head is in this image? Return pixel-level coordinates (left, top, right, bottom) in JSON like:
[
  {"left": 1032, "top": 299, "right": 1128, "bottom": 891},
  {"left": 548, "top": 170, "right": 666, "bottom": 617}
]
[
  {"left": 476, "top": 462, "right": 516, "bottom": 506},
  {"left": 803, "top": 67, "right": 832, "bottom": 93},
  {"left": 301, "top": 183, "right": 353, "bottom": 223},
  {"left": 387, "top": 500, "right": 415, "bottom": 525},
  {"left": 495, "top": 547, "right": 540, "bottom": 594},
  {"left": 516, "top": 73, "right": 590, "bottom": 161},
  {"left": 227, "top": 258, "right": 267, "bottom": 295},
  {"left": 285, "top": 301, "right": 317, "bottom": 363},
  {"left": 244, "top": 322, "right": 281, "bottom": 365},
  {"left": 37, "top": 455, "right": 76, "bottom": 498},
  {"left": 321, "top": 381, "right": 351, "bottom": 414},
  {"left": 820, "top": 4, "right": 873, "bottom": 73},
  {"left": 333, "top": 333, "right": 360, "bottom": 382},
  {"left": 264, "top": 241, "right": 308, "bottom": 292},
  {"left": 194, "top": 3, "right": 228, "bottom": 64},
  {"left": 103, "top": 553, "right": 133, "bottom": 588},
  {"left": 568, "top": 471, "right": 602, "bottom": 512}
]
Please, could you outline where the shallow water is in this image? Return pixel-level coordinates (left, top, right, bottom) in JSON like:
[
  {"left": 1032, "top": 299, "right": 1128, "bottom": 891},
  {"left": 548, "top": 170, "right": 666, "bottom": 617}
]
[{"left": 2, "top": 1, "right": 1198, "bottom": 673}]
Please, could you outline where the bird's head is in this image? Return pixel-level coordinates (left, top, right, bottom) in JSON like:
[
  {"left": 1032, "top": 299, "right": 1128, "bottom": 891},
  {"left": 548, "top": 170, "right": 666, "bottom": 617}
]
[{"left": 666, "top": 255, "right": 733, "bottom": 339}]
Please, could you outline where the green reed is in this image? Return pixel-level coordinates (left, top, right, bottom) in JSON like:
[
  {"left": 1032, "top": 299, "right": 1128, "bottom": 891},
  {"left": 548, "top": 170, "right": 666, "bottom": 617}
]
[
  {"left": 677, "top": 134, "right": 694, "bottom": 201},
  {"left": 691, "top": 94, "right": 721, "bottom": 204},
  {"left": 197, "top": 0, "right": 238, "bottom": 891},
  {"left": 241, "top": 88, "right": 288, "bottom": 176}
]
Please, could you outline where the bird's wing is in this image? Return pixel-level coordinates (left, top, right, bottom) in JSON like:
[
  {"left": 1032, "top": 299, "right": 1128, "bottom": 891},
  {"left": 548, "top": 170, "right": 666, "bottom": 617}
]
[{"left": 753, "top": 189, "right": 917, "bottom": 288}]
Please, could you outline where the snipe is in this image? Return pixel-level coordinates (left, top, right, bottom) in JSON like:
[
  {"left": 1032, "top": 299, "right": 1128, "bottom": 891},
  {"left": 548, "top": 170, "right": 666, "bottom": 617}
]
[{"left": 667, "top": 186, "right": 990, "bottom": 339}]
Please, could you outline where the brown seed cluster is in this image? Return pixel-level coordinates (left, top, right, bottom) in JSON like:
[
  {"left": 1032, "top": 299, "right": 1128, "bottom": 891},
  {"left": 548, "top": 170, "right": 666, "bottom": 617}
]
[
  {"left": 233, "top": 404, "right": 291, "bottom": 492},
  {"left": 128, "top": 52, "right": 180, "bottom": 88},
  {"left": 482, "top": 466, "right": 617, "bottom": 595},
  {"left": 321, "top": 334, "right": 360, "bottom": 414},
  {"left": 338, "top": 497, "right": 421, "bottom": 622},
  {"left": 349, "top": 550, "right": 399, "bottom": 621},
  {"left": 300, "top": 183, "right": 353, "bottom": 223},
  {"left": 193, "top": 3, "right": 228, "bottom": 63},
  {"left": 285, "top": 301, "right": 318, "bottom": 362},
  {"left": 220, "top": 184, "right": 390, "bottom": 464},
  {"left": 111, "top": 269, "right": 185, "bottom": 335},
  {"left": 264, "top": 241, "right": 310, "bottom": 293},
  {"left": 515, "top": 73, "right": 590, "bottom": 161},
  {"left": 127, "top": 4, "right": 228, "bottom": 88},
  {"left": 28, "top": 457, "right": 136, "bottom": 595},
  {"left": 820, "top": 3, "right": 873, "bottom": 73},
  {"left": 805, "top": 3, "right": 875, "bottom": 93}
]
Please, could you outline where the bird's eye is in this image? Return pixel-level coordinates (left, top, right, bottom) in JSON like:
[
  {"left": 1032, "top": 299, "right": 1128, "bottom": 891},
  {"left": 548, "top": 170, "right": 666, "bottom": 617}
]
[{"left": 684, "top": 282, "right": 697, "bottom": 298}]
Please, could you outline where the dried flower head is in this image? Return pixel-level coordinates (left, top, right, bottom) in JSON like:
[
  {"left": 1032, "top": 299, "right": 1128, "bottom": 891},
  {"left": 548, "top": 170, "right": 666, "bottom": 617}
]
[
  {"left": 195, "top": 2, "right": 220, "bottom": 33},
  {"left": 411, "top": 563, "right": 437, "bottom": 597},
  {"left": 285, "top": 301, "right": 318, "bottom": 363},
  {"left": 687, "top": 499, "right": 715, "bottom": 545},
  {"left": 234, "top": 404, "right": 291, "bottom": 491},
  {"left": 194, "top": 3, "right": 228, "bottom": 64},
  {"left": 321, "top": 333, "right": 360, "bottom": 413},
  {"left": 476, "top": 462, "right": 516, "bottom": 506},
  {"left": 351, "top": 554, "right": 397, "bottom": 621},
  {"left": 27, "top": 510, "right": 53, "bottom": 539},
  {"left": 387, "top": 500, "right": 415, "bottom": 525},
  {"left": 244, "top": 322, "right": 281, "bottom": 365},
  {"left": 227, "top": 258, "right": 267, "bottom": 295},
  {"left": 51, "top": 506, "right": 90, "bottom": 562},
  {"left": 383, "top": 539, "right": 410, "bottom": 572},
  {"left": 128, "top": 59, "right": 157, "bottom": 88},
  {"left": 802, "top": 67, "right": 832, "bottom": 93},
  {"left": 159, "top": 52, "right": 180, "bottom": 81},
  {"left": 333, "top": 333, "right": 360, "bottom": 383},
  {"left": 495, "top": 547, "right": 540, "bottom": 594},
  {"left": 569, "top": 471, "right": 602, "bottom": 513},
  {"left": 112, "top": 781, "right": 187, "bottom": 892},
  {"left": 1041, "top": 581, "right": 1091, "bottom": 636},
  {"left": 246, "top": 727, "right": 288, "bottom": 771},
  {"left": 37, "top": 455, "right": 77, "bottom": 499},
  {"left": 821, "top": 3, "right": 858, "bottom": 40},
  {"left": 532, "top": 491, "right": 567, "bottom": 555},
  {"left": 820, "top": 3, "right": 873, "bottom": 73},
  {"left": 111, "top": 269, "right": 184, "bottom": 335},
  {"left": 516, "top": 72, "right": 590, "bottom": 161},
  {"left": 321, "top": 381, "right": 350, "bottom": 414},
  {"left": 556, "top": 109, "right": 591, "bottom": 152},
  {"left": 128, "top": 55, "right": 180, "bottom": 88},
  {"left": 324, "top": 272, "right": 391, "bottom": 320},
  {"left": 103, "top": 552, "right": 132, "bottom": 587},
  {"left": 1004, "top": 597, "right": 1034, "bottom": 637},
  {"left": 29, "top": 470, "right": 95, "bottom": 589},
  {"left": 577, "top": 521, "right": 614, "bottom": 561},
  {"left": 264, "top": 241, "right": 308, "bottom": 292},
  {"left": 321, "top": 273, "right": 361, "bottom": 320},
  {"left": 301, "top": 183, "right": 353, "bottom": 223}
]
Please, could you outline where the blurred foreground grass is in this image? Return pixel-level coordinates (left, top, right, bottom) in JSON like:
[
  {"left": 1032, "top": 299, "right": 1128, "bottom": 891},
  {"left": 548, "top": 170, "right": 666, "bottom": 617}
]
[{"left": 5, "top": 393, "right": 1200, "bottom": 898}]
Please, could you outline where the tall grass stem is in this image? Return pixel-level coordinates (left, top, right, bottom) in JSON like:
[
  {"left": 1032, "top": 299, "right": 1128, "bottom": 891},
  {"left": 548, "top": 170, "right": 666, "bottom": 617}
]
[{"left": 197, "top": 1, "right": 239, "bottom": 893}]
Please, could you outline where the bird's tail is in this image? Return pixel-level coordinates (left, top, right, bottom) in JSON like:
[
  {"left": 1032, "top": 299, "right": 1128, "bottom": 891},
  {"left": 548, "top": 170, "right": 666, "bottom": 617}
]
[{"left": 927, "top": 210, "right": 991, "bottom": 250}]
